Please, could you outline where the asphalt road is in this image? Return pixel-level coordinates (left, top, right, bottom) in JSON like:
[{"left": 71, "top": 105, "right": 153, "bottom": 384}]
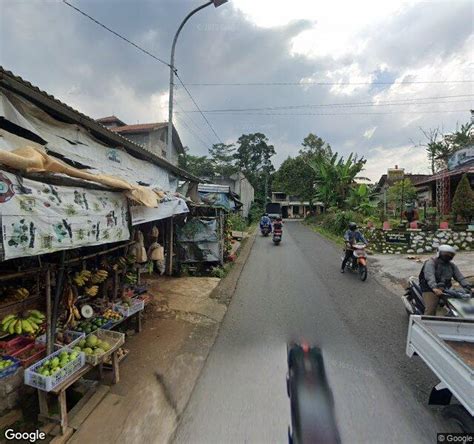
[{"left": 173, "top": 221, "right": 448, "bottom": 444}]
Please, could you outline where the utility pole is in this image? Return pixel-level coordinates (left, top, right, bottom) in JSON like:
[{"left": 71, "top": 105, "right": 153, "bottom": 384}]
[{"left": 167, "top": 1, "right": 228, "bottom": 162}]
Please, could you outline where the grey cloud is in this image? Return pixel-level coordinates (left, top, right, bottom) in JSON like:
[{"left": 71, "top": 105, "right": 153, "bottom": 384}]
[{"left": 0, "top": 0, "right": 472, "bottom": 180}]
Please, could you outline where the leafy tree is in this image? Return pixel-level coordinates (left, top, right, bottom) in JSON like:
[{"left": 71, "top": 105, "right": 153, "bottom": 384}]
[
  {"left": 208, "top": 143, "right": 237, "bottom": 177},
  {"left": 416, "top": 122, "right": 474, "bottom": 173},
  {"left": 387, "top": 178, "right": 417, "bottom": 215},
  {"left": 272, "top": 156, "right": 316, "bottom": 204},
  {"left": 300, "top": 133, "right": 332, "bottom": 160},
  {"left": 451, "top": 174, "right": 474, "bottom": 223},
  {"left": 308, "top": 153, "right": 366, "bottom": 208},
  {"left": 178, "top": 148, "right": 214, "bottom": 178},
  {"left": 345, "top": 183, "right": 378, "bottom": 216},
  {"left": 235, "top": 133, "right": 276, "bottom": 203}
]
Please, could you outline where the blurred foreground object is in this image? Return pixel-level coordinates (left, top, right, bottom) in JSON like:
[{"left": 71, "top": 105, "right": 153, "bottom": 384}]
[{"left": 287, "top": 343, "right": 340, "bottom": 444}]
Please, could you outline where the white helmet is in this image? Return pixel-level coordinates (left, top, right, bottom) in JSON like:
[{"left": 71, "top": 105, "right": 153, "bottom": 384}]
[{"left": 437, "top": 244, "right": 456, "bottom": 257}]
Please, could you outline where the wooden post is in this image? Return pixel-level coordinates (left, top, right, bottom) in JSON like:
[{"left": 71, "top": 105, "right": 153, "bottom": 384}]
[
  {"left": 166, "top": 217, "right": 174, "bottom": 276},
  {"left": 38, "top": 390, "right": 48, "bottom": 418},
  {"left": 112, "top": 351, "right": 120, "bottom": 384},
  {"left": 58, "top": 390, "right": 68, "bottom": 435},
  {"left": 45, "top": 269, "right": 53, "bottom": 355}
]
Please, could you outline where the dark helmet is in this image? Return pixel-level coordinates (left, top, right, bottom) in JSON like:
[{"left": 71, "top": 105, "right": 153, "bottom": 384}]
[
  {"left": 264, "top": 213, "right": 268, "bottom": 217},
  {"left": 349, "top": 222, "right": 357, "bottom": 231}
]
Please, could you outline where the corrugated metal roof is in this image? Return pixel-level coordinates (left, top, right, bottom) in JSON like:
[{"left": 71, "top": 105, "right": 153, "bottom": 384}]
[
  {"left": 198, "top": 183, "right": 231, "bottom": 193},
  {"left": 0, "top": 66, "right": 197, "bottom": 181}
]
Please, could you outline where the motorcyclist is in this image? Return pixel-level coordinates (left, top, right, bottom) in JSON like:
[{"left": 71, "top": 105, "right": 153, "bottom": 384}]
[
  {"left": 273, "top": 217, "right": 283, "bottom": 232},
  {"left": 419, "top": 244, "right": 472, "bottom": 316},
  {"left": 341, "top": 222, "right": 367, "bottom": 273},
  {"left": 260, "top": 213, "right": 272, "bottom": 233}
]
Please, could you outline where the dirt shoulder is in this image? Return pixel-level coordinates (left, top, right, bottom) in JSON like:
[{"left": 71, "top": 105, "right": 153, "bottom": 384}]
[{"left": 68, "top": 230, "right": 256, "bottom": 444}]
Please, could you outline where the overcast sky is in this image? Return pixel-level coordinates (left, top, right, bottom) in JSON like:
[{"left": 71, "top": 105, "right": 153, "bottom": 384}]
[{"left": 1, "top": 0, "right": 473, "bottom": 180}]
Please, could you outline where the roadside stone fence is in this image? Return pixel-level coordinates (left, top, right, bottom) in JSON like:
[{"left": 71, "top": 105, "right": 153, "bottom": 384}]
[{"left": 363, "top": 228, "right": 474, "bottom": 254}]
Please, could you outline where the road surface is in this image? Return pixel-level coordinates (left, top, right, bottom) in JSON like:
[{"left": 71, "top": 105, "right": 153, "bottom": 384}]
[{"left": 173, "top": 221, "right": 447, "bottom": 444}]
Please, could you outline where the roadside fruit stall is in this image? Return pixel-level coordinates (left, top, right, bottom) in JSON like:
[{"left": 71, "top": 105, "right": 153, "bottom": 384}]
[{"left": 0, "top": 68, "right": 197, "bottom": 437}]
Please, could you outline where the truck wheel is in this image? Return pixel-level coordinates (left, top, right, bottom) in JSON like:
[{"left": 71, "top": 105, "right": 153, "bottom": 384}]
[{"left": 442, "top": 405, "right": 474, "bottom": 433}]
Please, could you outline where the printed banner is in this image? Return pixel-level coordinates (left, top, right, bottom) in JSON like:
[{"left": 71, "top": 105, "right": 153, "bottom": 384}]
[
  {"left": 130, "top": 197, "right": 189, "bottom": 226},
  {"left": 0, "top": 171, "right": 130, "bottom": 260}
]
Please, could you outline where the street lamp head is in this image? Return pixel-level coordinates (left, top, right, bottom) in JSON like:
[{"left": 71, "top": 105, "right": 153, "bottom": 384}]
[{"left": 213, "top": 0, "right": 228, "bottom": 7}]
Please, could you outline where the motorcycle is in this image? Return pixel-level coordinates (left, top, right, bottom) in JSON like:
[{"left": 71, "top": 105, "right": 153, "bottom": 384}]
[
  {"left": 402, "top": 276, "right": 473, "bottom": 317},
  {"left": 342, "top": 243, "right": 368, "bottom": 281},
  {"left": 261, "top": 224, "right": 271, "bottom": 237},
  {"left": 273, "top": 226, "right": 283, "bottom": 244},
  {"left": 286, "top": 342, "right": 340, "bottom": 444}
]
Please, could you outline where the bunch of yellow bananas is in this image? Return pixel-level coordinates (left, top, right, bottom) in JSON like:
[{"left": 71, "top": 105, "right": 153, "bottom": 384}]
[
  {"left": 12, "top": 288, "right": 29, "bottom": 301},
  {"left": 85, "top": 285, "right": 99, "bottom": 297},
  {"left": 112, "top": 257, "right": 128, "bottom": 271},
  {"left": 73, "top": 270, "right": 92, "bottom": 287},
  {"left": 1, "top": 310, "right": 45, "bottom": 335},
  {"left": 90, "top": 269, "right": 108, "bottom": 284}
]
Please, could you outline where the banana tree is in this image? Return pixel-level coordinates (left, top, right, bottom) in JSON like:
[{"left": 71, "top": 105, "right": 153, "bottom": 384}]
[
  {"left": 308, "top": 152, "right": 366, "bottom": 208},
  {"left": 345, "top": 183, "right": 378, "bottom": 215}
]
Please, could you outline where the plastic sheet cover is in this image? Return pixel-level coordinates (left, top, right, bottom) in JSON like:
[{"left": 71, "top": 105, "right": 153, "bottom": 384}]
[{"left": 176, "top": 219, "right": 221, "bottom": 263}]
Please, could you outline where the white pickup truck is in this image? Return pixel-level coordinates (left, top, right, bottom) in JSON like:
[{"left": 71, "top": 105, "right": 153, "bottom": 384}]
[{"left": 406, "top": 316, "right": 474, "bottom": 432}]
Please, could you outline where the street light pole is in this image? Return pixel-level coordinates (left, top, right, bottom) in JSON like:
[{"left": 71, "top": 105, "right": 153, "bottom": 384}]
[{"left": 167, "top": 0, "right": 224, "bottom": 162}]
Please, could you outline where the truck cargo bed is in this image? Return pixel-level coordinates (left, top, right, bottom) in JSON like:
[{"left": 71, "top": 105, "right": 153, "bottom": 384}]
[{"left": 406, "top": 316, "right": 474, "bottom": 416}]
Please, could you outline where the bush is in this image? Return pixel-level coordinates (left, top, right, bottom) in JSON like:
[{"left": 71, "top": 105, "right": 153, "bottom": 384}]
[
  {"left": 452, "top": 174, "right": 474, "bottom": 223},
  {"left": 248, "top": 202, "right": 264, "bottom": 224},
  {"left": 227, "top": 213, "right": 247, "bottom": 231},
  {"left": 318, "top": 210, "right": 364, "bottom": 235}
]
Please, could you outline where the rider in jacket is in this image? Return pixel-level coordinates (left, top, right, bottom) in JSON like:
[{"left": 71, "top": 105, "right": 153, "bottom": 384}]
[
  {"left": 341, "top": 222, "right": 367, "bottom": 273},
  {"left": 419, "top": 244, "right": 472, "bottom": 315},
  {"left": 260, "top": 213, "right": 272, "bottom": 233}
]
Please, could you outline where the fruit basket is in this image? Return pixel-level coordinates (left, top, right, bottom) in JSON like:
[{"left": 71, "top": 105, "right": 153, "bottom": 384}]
[
  {"left": 36, "top": 330, "right": 85, "bottom": 349},
  {"left": 0, "top": 336, "right": 34, "bottom": 356},
  {"left": 102, "top": 309, "right": 124, "bottom": 324},
  {"left": 0, "top": 355, "right": 21, "bottom": 379},
  {"left": 24, "top": 348, "right": 85, "bottom": 392},
  {"left": 113, "top": 298, "right": 144, "bottom": 318},
  {"left": 71, "top": 329, "right": 125, "bottom": 366},
  {"left": 11, "top": 343, "right": 46, "bottom": 368},
  {"left": 73, "top": 317, "right": 114, "bottom": 334}
]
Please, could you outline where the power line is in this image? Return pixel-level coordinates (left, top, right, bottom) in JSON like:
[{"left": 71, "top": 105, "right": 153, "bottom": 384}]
[
  {"left": 175, "top": 94, "right": 474, "bottom": 113},
  {"left": 184, "top": 80, "right": 474, "bottom": 86},
  {"left": 62, "top": 0, "right": 170, "bottom": 68},
  {"left": 175, "top": 109, "right": 469, "bottom": 117},
  {"left": 175, "top": 72, "right": 223, "bottom": 143},
  {"left": 174, "top": 113, "right": 211, "bottom": 149},
  {"left": 174, "top": 99, "right": 216, "bottom": 146},
  {"left": 62, "top": 0, "right": 223, "bottom": 145}
]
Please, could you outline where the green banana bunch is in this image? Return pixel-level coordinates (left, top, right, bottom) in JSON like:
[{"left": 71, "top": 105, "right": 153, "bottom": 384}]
[{"left": 1, "top": 310, "right": 45, "bottom": 335}]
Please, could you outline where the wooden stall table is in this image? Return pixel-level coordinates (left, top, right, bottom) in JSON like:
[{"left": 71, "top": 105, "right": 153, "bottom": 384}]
[{"left": 37, "top": 348, "right": 121, "bottom": 436}]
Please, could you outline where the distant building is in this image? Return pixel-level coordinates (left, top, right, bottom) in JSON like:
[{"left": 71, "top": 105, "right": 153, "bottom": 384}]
[
  {"left": 201, "top": 172, "right": 254, "bottom": 218},
  {"left": 374, "top": 164, "right": 474, "bottom": 214},
  {"left": 373, "top": 166, "right": 431, "bottom": 203},
  {"left": 271, "top": 192, "right": 322, "bottom": 218},
  {"left": 96, "top": 116, "right": 184, "bottom": 166}
]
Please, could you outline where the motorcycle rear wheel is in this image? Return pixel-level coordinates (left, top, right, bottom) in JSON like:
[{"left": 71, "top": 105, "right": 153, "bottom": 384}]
[{"left": 358, "top": 265, "right": 368, "bottom": 281}]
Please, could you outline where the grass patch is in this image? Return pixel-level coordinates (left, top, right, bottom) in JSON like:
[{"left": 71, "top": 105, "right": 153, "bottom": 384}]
[{"left": 308, "top": 223, "right": 345, "bottom": 247}]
